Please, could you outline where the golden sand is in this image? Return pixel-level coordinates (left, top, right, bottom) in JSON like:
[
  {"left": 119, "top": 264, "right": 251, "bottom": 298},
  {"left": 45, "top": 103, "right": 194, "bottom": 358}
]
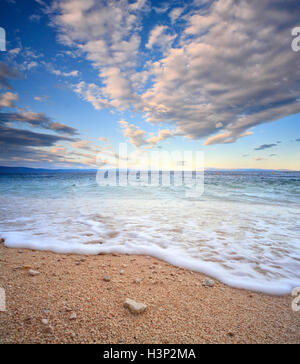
[{"left": 0, "top": 243, "right": 299, "bottom": 344}]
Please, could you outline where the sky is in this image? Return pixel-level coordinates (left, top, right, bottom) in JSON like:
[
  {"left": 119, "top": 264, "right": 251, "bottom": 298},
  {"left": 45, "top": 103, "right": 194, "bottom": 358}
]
[{"left": 0, "top": 0, "right": 300, "bottom": 170}]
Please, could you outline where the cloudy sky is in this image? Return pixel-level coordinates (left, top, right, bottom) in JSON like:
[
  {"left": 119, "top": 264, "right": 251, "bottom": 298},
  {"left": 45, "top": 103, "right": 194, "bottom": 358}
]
[{"left": 0, "top": 0, "right": 300, "bottom": 170}]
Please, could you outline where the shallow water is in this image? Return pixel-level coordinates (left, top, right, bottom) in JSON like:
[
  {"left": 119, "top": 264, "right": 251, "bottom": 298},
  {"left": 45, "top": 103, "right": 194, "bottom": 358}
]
[{"left": 0, "top": 170, "right": 300, "bottom": 294}]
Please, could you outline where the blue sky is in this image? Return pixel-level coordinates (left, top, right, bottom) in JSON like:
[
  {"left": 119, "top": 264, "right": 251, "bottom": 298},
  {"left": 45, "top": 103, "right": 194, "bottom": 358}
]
[{"left": 0, "top": 0, "right": 300, "bottom": 170}]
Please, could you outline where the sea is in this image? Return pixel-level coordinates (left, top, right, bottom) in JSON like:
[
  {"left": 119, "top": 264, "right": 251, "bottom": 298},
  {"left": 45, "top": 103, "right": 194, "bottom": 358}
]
[{"left": 0, "top": 170, "right": 299, "bottom": 295}]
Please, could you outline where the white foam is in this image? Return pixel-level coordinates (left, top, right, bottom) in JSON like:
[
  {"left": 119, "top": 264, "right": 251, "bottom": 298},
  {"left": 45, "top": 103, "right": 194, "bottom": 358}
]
[{"left": 1, "top": 181, "right": 300, "bottom": 296}]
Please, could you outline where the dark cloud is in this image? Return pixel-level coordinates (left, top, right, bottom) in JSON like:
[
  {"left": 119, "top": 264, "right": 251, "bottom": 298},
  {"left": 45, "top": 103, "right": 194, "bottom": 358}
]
[
  {"left": 0, "top": 112, "right": 78, "bottom": 135},
  {"left": 0, "top": 62, "right": 82, "bottom": 167},
  {"left": 0, "top": 124, "right": 79, "bottom": 168},
  {"left": 0, "top": 143, "right": 85, "bottom": 169},
  {"left": 296, "top": 138, "right": 300, "bottom": 142},
  {"left": 0, "top": 62, "right": 20, "bottom": 89},
  {"left": 0, "top": 125, "right": 75, "bottom": 147},
  {"left": 254, "top": 144, "right": 277, "bottom": 151},
  {"left": 49, "top": 122, "right": 78, "bottom": 135}
]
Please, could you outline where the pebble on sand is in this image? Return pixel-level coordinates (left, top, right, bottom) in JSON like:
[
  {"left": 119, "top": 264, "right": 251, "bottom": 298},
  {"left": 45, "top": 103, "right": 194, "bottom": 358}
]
[
  {"left": 70, "top": 312, "right": 77, "bottom": 320},
  {"left": 103, "top": 275, "right": 111, "bottom": 282},
  {"left": 202, "top": 278, "right": 215, "bottom": 287},
  {"left": 124, "top": 298, "right": 147, "bottom": 314},
  {"left": 41, "top": 319, "right": 49, "bottom": 325},
  {"left": 43, "top": 326, "right": 53, "bottom": 334},
  {"left": 28, "top": 269, "right": 40, "bottom": 276}
]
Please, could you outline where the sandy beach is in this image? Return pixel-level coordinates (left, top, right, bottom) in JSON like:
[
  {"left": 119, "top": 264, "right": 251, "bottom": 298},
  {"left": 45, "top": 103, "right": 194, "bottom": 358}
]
[{"left": 0, "top": 242, "right": 299, "bottom": 344}]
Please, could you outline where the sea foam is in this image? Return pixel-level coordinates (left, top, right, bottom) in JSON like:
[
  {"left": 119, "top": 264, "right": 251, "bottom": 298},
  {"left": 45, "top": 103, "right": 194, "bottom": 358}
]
[{"left": 1, "top": 171, "right": 300, "bottom": 295}]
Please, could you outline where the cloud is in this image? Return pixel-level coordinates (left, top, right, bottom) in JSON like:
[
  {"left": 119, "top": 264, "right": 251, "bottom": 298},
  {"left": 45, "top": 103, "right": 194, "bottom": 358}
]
[
  {"left": 296, "top": 138, "right": 300, "bottom": 142},
  {"left": 254, "top": 157, "right": 265, "bottom": 161},
  {"left": 254, "top": 144, "right": 277, "bottom": 151},
  {"left": 142, "top": 0, "right": 300, "bottom": 145},
  {"left": 153, "top": 4, "right": 169, "bottom": 14},
  {"left": 41, "top": 0, "right": 300, "bottom": 147},
  {"left": 0, "top": 62, "right": 20, "bottom": 89},
  {"left": 26, "top": 61, "right": 38, "bottom": 70},
  {"left": 146, "top": 25, "right": 176, "bottom": 52},
  {"left": 119, "top": 120, "right": 147, "bottom": 147},
  {"left": 50, "top": 0, "right": 145, "bottom": 69},
  {"left": 5, "top": 47, "right": 45, "bottom": 72},
  {"left": 0, "top": 125, "right": 74, "bottom": 147},
  {"left": 46, "top": 0, "right": 149, "bottom": 112},
  {"left": 9, "top": 48, "right": 21, "bottom": 56},
  {"left": 72, "top": 140, "right": 91, "bottom": 150},
  {"left": 44, "top": 62, "right": 79, "bottom": 77},
  {"left": 29, "top": 14, "right": 41, "bottom": 22},
  {"left": 0, "top": 92, "right": 18, "bottom": 108},
  {"left": 146, "top": 129, "right": 173, "bottom": 146},
  {"left": 98, "top": 136, "right": 109, "bottom": 143},
  {"left": 119, "top": 119, "right": 174, "bottom": 148},
  {"left": 34, "top": 95, "right": 48, "bottom": 101},
  {"left": 204, "top": 131, "right": 253, "bottom": 145},
  {"left": 0, "top": 62, "right": 100, "bottom": 167},
  {"left": 169, "top": 7, "right": 184, "bottom": 24},
  {"left": 0, "top": 110, "right": 78, "bottom": 135},
  {"left": 0, "top": 138, "right": 89, "bottom": 169},
  {"left": 49, "top": 121, "right": 78, "bottom": 135},
  {"left": 74, "top": 81, "right": 110, "bottom": 110},
  {"left": 101, "top": 67, "right": 140, "bottom": 110},
  {"left": 50, "top": 69, "right": 79, "bottom": 77}
]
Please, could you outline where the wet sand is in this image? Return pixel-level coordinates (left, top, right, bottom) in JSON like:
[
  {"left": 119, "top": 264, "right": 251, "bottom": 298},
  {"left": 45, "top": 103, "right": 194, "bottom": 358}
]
[{"left": 0, "top": 243, "right": 299, "bottom": 344}]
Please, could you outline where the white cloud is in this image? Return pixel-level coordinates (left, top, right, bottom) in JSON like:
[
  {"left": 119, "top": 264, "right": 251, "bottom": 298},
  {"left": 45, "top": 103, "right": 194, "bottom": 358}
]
[
  {"left": 169, "top": 7, "right": 184, "bottom": 24},
  {"left": 9, "top": 48, "right": 21, "bottom": 56},
  {"left": 26, "top": 61, "right": 38, "bottom": 70},
  {"left": 142, "top": 0, "right": 300, "bottom": 144},
  {"left": 119, "top": 119, "right": 174, "bottom": 148},
  {"left": 74, "top": 81, "right": 110, "bottom": 110},
  {"left": 98, "top": 136, "right": 109, "bottom": 143},
  {"left": 146, "top": 25, "right": 176, "bottom": 52},
  {"left": 0, "top": 92, "right": 18, "bottom": 108},
  {"left": 34, "top": 95, "right": 48, "bottom": 101},
  {"left": 46, "top": 0, "right": 300, "bottom": 146},
  {"left": 50, "top": 67, "right": 79, "bottom": 77}
]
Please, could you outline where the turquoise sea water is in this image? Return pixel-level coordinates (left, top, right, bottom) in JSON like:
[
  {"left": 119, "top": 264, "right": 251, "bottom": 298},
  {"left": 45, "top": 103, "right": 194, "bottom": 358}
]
[{"left": 0, "top": 170, "right": 299, "bottom": 294}]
